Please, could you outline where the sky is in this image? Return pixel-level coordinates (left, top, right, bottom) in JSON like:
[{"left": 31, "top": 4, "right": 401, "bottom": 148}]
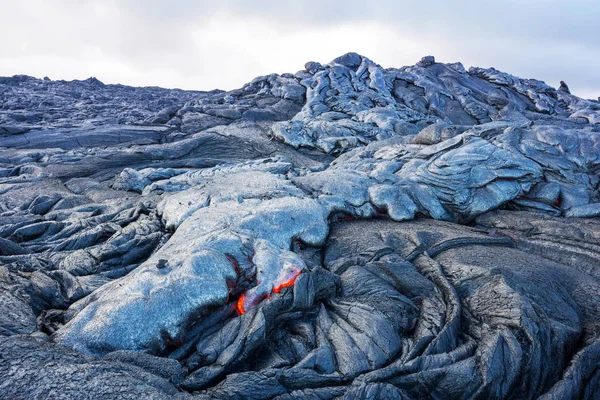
[{"left": 1, "top": 0, "right": 599, "bottom": 99}]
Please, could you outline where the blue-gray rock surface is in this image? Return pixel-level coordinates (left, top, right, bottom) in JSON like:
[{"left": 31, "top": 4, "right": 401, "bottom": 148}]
[{"left": 1, "top": 53, "right": 600, "bottom": 399}]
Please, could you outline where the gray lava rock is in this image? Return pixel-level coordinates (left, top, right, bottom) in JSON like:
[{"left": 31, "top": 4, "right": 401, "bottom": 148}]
[
  {"left": 0, "top": 335, "right": 188, "bottom": 399},
  {"left": 1, "top": 53, "right": 599, "bottom": 399}
]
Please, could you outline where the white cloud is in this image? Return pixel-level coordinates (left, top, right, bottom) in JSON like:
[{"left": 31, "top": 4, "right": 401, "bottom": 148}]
[{"left": 0, "top": 0, "right": 598, "bottom": 99}]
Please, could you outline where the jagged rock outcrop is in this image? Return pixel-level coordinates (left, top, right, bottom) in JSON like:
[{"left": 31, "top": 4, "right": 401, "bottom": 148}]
[{"left": 1, "top": 53, "right": 599, "bottom": 399}]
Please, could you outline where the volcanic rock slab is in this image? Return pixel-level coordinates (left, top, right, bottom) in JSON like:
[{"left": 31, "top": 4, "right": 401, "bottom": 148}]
[{"left": 1, "top": 53, "right": 600, "bottom": 399}]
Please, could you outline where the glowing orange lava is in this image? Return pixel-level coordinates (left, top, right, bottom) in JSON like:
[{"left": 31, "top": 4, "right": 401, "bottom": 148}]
[
  {"left": 236, "top": 271, "right": 301, "bottom": 316},
  {"left": 272, "top": 271, "right": 300, "bottom": 294},
  {"left": 237, "top": 293, "right": 246, "bottom": 315}
]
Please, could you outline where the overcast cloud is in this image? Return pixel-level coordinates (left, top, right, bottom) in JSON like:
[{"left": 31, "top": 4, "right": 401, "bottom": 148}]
[{"left": 1, "top": 0, "right": 599, "bottom": 99}]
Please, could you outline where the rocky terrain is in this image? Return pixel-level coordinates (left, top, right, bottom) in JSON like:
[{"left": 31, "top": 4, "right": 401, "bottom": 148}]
[{"left": 1, "top": 53, "right": 600, "bottom": 399}]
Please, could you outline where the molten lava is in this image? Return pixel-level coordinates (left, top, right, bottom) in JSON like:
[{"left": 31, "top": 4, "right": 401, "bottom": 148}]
[
  {"left": 236, "top": 293, "right": 246, "bottom": 315},
  {"left": 272, "top": 273, "right": 300, "bottom": 293},
  {"left": 236, "top": 270, "right": 301, "bottom": 316}
]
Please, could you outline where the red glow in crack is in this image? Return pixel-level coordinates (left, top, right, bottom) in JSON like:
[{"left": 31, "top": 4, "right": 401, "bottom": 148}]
[
  {"left": 237, "top": 293, "right": 246, "bottom": 315},
  {"left": 374, "top": 206, "right": 388, "bottom": 217},
  {"left": 272, "top": 272, "right": 300, "bottom": 293},
  {"left": 236, "top": 270, "right": 302, "bottom": 316},
  {"left": 226, "top": 254, "right": 240, "bottom": 275}
]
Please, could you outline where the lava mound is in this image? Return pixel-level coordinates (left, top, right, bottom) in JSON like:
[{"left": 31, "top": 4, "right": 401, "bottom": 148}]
[{"left": 1, "top": 53, "right": 600, "bottom": 399}]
